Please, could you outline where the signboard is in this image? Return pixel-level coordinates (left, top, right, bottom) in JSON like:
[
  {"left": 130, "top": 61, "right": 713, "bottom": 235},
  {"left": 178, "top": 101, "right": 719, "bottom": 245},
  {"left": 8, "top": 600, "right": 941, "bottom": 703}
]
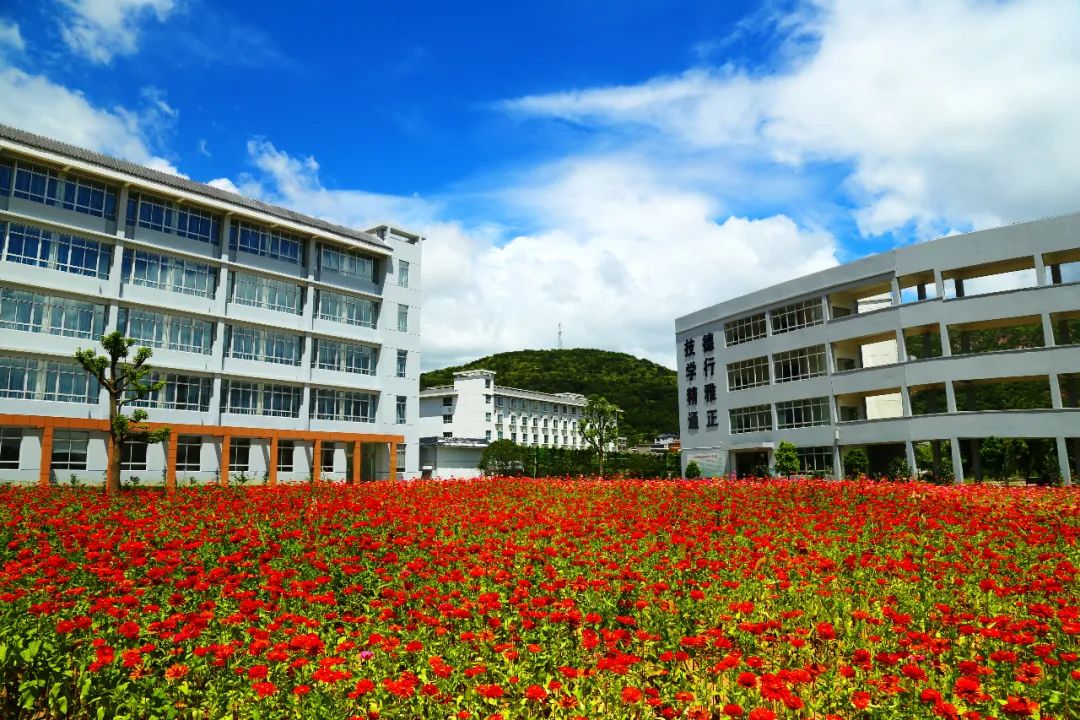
[{"left": 685, "top": 452, "right": 725, "bottom": 478}]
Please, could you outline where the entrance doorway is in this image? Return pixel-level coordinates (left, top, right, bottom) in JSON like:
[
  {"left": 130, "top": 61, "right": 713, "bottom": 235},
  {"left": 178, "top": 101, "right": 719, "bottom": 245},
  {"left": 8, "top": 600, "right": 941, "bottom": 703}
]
[{"left": 733, "top": 450, "right": 769, "bottom": 478}]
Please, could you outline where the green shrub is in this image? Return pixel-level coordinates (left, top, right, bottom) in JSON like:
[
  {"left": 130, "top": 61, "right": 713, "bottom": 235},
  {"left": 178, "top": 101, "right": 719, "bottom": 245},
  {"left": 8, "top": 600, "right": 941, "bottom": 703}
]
[
  {"left": 843, "top": 448, "right": 869, "bottom": 479},
  {"left": 684, "top": 461, "right": 701, "bottom": 479}
]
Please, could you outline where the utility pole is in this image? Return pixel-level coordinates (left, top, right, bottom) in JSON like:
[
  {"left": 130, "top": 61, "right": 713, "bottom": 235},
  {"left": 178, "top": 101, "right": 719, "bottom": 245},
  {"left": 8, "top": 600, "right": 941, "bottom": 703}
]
[{"left": 557, "top": 323, "right": 563, "bottom": 350}]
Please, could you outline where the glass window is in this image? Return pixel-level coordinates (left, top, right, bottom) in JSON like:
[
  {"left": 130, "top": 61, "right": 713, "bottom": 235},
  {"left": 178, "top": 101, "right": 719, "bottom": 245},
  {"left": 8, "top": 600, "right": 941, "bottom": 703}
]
[
  {"left": 396, "top": 445, "right": 405, "bottom": 475},
  {"left": 314, "top": 338, "right": 376, "bottom": 375},
  {"left": 0, "top": 428, "right": 21, "bottom": 469},
  {"left": 230, "top": 438, "right": 250, "bottom": 471},
  {"left": 226, "top": 325, "right": 302, "bottom": 365},
  {"left": 221, "top": 380, "right": 303, "bottom": 417},
  {"left": 41, "top": 359, "right": 97, "bottom": 402},
  {"left": 729, "top": 404, "right": 772, "bottom": 434},
  {"left": 443, "top": 414, "right": 452, "bottom": 424},
  {"left": 51, "top": 430, "right": 88, "bottom": 470},
  {"left": 773, "top": 345, "right": 827, "bottom": 383},
  {"left": 321, "top": 443, "right": 335, "bottom": 472},
  {"left": 0, "top": 159, "right": 12, "bottom": 194},
  {"left": 230, "top": 221, "right": 305, "bottom": 264},
  {"left": 121, "top": 440, "right": 148, "bottom": 471},
  {"left": 311, "top": 389, "right": 375, "bottom": 422},
  {"left": 176, "top": 436, "right": 201, "bottom": 472},
  {"left": 126, "top": 192, "right": 221, "bottom": 244},
  {"left": 775, "top": 397, "right": 832, "bottom": 429},
  {"left": 396, "top": 395, "right": 407, "bottom": 424},
  {"left": 771, "top": 299, "right": 824, "bottom": 335},
  {"left": 396, "top": 349, "right": 407, "bottom": 378},
  {"left": 0, "top": 288, "right": 105, "bottom": 339},
  {"left": 230, "top": 272, "right": 303, "bottom": 314},
  {"left": 13, "top": 161, "right": 117, "bottom": 220},
  {"left": 320, "top": 244, "right": 376, "bottom": 281},
  {"left": 277, "top": 440, "right": 294, "bottom": 472},
  {"left": 397, "top": 304, "right": 408, "bottom": 332},
  {"left": 726, "top": 356, "right": 770, "bottom": 391},
  {"left": 121, "top": 249, "right": 216, "bottom": 298},
  {"left": 724, "top": 313, "right": 767, "bottom": 347},
  {"left": 5, "top": 223, "right": 110, "bottom": 278},
  {"left": 118, "top": 309, "right": 213, "bottom": 354},
  {"left": 398, "top": 259, "right": 409, "bottom": 287},
  {"left": 315, "top": 289, "right": 378, "bottom": 328},
  {"left": 797, "top": 446, "right": 834, "bottom": 475},
  {"left": 129, "top": 373, "right": 213, "bottom": 411}
]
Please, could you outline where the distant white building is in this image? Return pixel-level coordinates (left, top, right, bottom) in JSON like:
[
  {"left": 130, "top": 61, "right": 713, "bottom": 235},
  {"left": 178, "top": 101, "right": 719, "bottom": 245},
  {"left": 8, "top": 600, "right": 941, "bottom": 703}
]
[{"left": 418, "top": 369, "right": 595, "bottom": 478}]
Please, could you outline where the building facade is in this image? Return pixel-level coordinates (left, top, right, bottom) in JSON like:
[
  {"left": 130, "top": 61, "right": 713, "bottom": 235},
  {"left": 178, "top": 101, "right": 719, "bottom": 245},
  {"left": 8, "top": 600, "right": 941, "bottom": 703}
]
[
  {"left": 418, "top": 370, "right": 591, "bottom": 478},
  {"left": 675, "top": 213, "right": 1080, "bottom": 483},
  {"left": 0, "top": 125, "right": 424, "bottom": 485}
]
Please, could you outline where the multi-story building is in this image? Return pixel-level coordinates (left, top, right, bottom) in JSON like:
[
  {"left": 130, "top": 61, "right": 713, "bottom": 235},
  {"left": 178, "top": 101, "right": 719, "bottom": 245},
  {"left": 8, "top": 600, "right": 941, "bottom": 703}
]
[
  {"left": 0, "top": 125, "right": 424, "bottom": 485},
  {"left": 675, "top": 213, "right": 1080, "bottom": 483},
  {"left": 418, "top": 369, "right": 592, "bottom": 477}
]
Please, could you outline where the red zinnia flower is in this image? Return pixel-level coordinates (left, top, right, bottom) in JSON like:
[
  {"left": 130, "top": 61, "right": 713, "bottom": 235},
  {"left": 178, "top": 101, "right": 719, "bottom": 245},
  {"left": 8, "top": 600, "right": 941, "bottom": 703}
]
[
  {"left": 524, "top": 684, "right": 547, "bottom": 701},
  {"left": 621, "top": 686, "right": 643, "bottom": 704}
]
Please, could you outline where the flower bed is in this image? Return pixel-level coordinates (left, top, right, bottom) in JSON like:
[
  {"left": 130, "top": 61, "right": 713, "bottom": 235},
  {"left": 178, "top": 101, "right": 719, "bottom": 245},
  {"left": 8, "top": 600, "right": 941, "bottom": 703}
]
[{"left": 0, "top": 480, "right": 1077, "bottom": 719}]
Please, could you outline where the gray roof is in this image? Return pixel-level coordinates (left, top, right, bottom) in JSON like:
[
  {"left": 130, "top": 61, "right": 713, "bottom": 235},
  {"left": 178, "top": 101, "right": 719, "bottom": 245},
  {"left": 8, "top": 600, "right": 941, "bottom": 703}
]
[{"left": 0, "top": 123, "right": 388, "bottom": 249}]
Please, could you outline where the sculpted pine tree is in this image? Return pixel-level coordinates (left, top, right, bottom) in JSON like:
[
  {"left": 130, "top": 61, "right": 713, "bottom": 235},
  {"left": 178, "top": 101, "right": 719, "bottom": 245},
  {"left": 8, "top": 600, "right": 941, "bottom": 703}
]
[
  {"left": 74, "top": 331, "right": 170, "bottom": 496},
  {"left": 581, "top": 396, "right": 620, "bottom": 477}
]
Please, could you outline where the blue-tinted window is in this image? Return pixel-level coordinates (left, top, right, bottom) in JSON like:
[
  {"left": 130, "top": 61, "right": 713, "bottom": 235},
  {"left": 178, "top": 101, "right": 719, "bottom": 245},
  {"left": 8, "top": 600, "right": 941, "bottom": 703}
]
[
  {"left": 11, "top": 161, "right": 116, "bottom": 220},
  {"left": 230, "top": 221, "right": 305, "bottom": 265},
  {"left": 128, "top": 192, "right": 220, "bottom": 244},
  {"left": 0, "top": 160, "right": 11, "bottom": 194}
]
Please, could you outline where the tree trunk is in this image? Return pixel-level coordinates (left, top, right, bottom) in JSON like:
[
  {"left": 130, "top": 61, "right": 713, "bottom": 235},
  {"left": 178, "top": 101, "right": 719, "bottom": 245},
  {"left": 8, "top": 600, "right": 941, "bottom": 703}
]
[{"left": 106, "top": 405, "right": 121, "bottom": 496}]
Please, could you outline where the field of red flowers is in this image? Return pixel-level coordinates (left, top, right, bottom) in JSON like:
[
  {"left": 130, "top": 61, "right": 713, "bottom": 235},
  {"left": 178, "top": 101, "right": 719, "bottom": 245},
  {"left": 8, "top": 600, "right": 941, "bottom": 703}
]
[{"left": 0, "top": 479, "right": 1077, "bottom": 719}]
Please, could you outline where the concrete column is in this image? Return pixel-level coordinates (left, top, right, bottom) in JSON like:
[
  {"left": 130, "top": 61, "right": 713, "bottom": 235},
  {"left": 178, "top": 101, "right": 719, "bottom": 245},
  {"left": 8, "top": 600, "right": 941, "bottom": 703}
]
[
  {"left": 209, "top": 377, "right": 223, "bottom": 425},
  {"left": 1056, "top": 437, "right": 1072, "bottom": 486},
  {"left": 39, "top": 424, "right": 54, "bottom": 488},
  {"left": 900, "top": 386, "right": 913, "bottom": 417},
  {"left": 945, "top": 381, "right": 958, "bottom": 414},
  {"left": 938, "top": 322, "right": 952, "bottom": 357},
  {"left": 268, "top": 435, "right": 279, "bottom": 486},
  {"left": 833, "top": 444, "right": 843, "bottom": 480},
  {"left": 165, "top": 435, "right": 177, "bottom": 492},
  {"left": 933, "top": 269, "right": 945, "bottom": 300},
  {"left": 905, "top": 440, "right": 918, "bottom": 479},
  {"left": 950, "top": 438, "right": 964, "bottom": 484},
  {"left": 895, "top": 329, "right": 908, "bottom": 363},
  {"left": 220, "top": 435, "right": 230, "bottom": 487},
  {"left": 115, "top": 185, "right": 130, "bottom": 236},
  {"left": 312, "top": 437, "right": 322, "bottom": 483},
  {"left": 1050, "top": 374, "right": 1064, "bottom": 409},
  {"left": 820, "top": 296, "right": 831, "bottom": 322},
  {"left": 1042, "top": 314, "right": 1057, "bottom": 347},
  {"left": 1034, "top": 253, "right": 1047, "bottom": 287},
  {"left": 300, "top": 387, "right": 312, "bottom": 430},
  {"left": 764, "top": 309, "right": 773, "bottom": 336},
  {"left": 890, "top": 277, "right": 901, "bottom": 307}
]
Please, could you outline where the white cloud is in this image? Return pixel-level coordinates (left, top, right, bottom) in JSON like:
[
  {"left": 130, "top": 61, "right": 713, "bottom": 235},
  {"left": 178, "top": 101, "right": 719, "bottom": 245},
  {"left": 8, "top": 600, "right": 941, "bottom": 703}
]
[
  {"left": 504, "top": 0, "right": 1080, "bottom": 238},
  {"left": 0, "top": 19, "right": 24, "bottom": 55},
  {"left": 58, "top": 0, "right": 175, "bottom": 63},
  {"left": 0, "top": 66, "right": 183, "bottom": 175},
  {"left": 220, "top": 142, "right": 837, "bottom": 369}
]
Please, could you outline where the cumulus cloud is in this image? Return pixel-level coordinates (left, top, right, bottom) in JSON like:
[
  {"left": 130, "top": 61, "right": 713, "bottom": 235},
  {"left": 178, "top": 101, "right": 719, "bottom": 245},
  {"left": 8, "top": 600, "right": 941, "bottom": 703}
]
[
  {"left": 0, "top": 66, "right": 183, "bottom": 175},
  {"left": 58, "top": 0, "right": 175, "bottom": 63},
  {"left": 0, "top": 19, "right": 24, "bottom": 55},
  {"left": 504, "top": 0, "right": 1080, "bottom": 238}
]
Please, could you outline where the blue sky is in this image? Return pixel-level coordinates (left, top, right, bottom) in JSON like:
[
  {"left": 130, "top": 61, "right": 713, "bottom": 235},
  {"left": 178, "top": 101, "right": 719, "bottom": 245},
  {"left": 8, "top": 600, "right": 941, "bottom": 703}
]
[{"left": 2, "top": 0, "right": 1079, "bottom": 369}]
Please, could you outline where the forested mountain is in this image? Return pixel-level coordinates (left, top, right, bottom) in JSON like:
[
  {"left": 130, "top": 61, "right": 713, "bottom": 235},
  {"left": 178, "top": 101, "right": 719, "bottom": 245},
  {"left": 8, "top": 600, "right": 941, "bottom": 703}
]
[{"left": 421, "top": 349, "right": 677, "bottom": 443}]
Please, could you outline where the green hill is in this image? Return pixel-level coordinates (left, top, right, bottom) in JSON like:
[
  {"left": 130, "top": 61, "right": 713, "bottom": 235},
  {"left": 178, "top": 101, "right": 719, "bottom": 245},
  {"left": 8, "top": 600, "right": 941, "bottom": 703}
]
[{"left": 421, "top": 349, "right": 677, "bottom": 444}]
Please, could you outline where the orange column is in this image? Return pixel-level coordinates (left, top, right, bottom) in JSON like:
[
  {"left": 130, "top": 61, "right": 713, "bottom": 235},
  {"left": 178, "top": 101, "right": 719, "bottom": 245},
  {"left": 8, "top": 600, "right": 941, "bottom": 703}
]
[
  {"left": 351, "top": 440, "right": 361, "bottom": 484},
  {"left": 165, "top": 435, "right": 178, "bottom": 492},
  {"left": 38, "top": 424, "right": 54, "bottom": 488},
  {"left": 220, "top": 435, "right": 231, "bottom": 487},
  {"left": 312, "top": 438, "right": 322, "bottom": 483},
  {"left": 389, "top": 442, "right": 398, "bottom": 481},
  {"left": 268, "top": 435, "right": 279, "bottom": 486}
]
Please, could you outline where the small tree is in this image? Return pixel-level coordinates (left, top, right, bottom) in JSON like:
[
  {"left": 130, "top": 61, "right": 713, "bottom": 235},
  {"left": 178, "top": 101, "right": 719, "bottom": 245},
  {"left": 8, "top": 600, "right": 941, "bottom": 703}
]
[
  {"left": 887, "top": 456, "right": 912, "bottom": 481},
  {"left": 684, "top": 460, "right": 701, "bottom": 479},
  {"left": 581, "top": 396, "right": 620, "bottom": 477},
  {"left": 74, "top": 331, "right": 169, "bottom": 496},
  {"left": 843, "top": 448, "right": 869, "bottom": 479},
  {"left": 774, "top": 441, "right": 799, "bottom": 478},
  {"left": 478, "top": 439, "right": 526, "bottom": 476}
]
